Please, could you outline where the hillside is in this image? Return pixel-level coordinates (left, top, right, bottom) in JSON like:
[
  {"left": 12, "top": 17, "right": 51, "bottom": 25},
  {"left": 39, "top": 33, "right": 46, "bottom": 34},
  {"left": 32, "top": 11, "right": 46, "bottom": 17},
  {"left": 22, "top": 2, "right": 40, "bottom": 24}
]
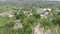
[{"left": 0, "top": 0, "right": 60, "bottom": 34}]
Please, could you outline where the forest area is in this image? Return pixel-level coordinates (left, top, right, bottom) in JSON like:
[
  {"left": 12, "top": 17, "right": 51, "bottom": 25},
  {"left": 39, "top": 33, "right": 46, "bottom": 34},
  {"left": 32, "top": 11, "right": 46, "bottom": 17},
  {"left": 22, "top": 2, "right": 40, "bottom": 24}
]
[{"left": 0, "top": 0, "right": 60, "bottom": 34}]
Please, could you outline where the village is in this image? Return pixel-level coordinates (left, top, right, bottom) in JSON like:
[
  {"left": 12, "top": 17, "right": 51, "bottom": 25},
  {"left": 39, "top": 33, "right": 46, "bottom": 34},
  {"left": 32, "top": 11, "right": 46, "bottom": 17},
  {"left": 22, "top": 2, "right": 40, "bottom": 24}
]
[{"left": 0, "top": 4, "right": 60, "bottom": 34}]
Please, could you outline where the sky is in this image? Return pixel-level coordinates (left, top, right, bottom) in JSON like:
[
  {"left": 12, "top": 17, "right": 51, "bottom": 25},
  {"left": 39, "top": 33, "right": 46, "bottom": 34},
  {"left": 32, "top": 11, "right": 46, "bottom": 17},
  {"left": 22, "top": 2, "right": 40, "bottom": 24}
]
[
  {"left": 0, "top": 0, "right": 7, "bottom": 1},
  {"left": 43, "top": 0, "right": 60, "bottom": 1},
  {"left": 0, "top": 0, "right": 60, "bottom": 1},
  {"left": 13, "top": 0, "right": 60, "bottom": 1}
]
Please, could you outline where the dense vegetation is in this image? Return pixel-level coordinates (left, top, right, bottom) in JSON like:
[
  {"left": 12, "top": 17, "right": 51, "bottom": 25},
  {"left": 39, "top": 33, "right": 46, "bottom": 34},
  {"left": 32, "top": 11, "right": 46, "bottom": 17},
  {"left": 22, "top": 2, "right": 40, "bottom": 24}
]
[{"left": 0, "top": 5, "right": 60, "bottom": 34}]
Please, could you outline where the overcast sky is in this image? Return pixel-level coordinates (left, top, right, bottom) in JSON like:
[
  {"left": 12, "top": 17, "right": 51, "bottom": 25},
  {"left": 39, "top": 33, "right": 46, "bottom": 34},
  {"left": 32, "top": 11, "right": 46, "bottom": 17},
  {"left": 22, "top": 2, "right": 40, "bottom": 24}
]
[
  {"left": 0, "top": 0, "right": 7, "bottom": 1},
  {"left": 0, "top": 0, "right": 60, "bottom": 2},
  {"left": 43, "top": 0, "right": 60, "bottom": 1}
]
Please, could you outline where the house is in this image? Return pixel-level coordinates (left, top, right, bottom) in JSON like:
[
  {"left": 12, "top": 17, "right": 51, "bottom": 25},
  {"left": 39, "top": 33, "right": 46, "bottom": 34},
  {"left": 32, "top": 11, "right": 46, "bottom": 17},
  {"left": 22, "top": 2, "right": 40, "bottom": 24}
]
[
  {"left": 0, "top": 13, "right": 7, "bottom": 17},
  {"left": 43, "top": 8, "right": 51, "bottom": 12},
  {"left": 40, "top": 8, "right": 52, "bottom": 19},
  {"left": 0, "top": 12, "right": 14, "bottom": 18},
  {"left": 40, "top": 14, "right": 46, "bottom": 19},
  {"left": 8, "top": 14, "right": 14, "bottom": 18}
]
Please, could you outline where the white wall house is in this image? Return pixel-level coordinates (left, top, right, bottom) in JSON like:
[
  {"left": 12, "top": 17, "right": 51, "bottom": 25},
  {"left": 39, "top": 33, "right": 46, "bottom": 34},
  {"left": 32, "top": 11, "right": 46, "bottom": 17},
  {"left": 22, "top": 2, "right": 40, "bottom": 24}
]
[
  {"left": 40, "top": 8, "right": 52, "bottom": 19},
  {"left": 8, "top": 14, "right": 14, "bottom": 18},
  {"left": 0, "top": 13, "right": 14, "bottom": 18},
  {"left": 40, "top": 14, "right": 46, "bottom": 19},
  {"left": 0, "top": 13, "right": 7, "bottom": 17},
  {"left": 43, "top": 8, "right": 51, "bottom": 12}
]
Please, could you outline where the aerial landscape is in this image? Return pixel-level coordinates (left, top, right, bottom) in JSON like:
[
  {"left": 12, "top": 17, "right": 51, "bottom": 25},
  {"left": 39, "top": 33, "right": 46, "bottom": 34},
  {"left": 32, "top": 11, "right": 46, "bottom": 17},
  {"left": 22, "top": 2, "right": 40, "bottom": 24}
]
[{"left": 0, "top": 0, "right": 60, "bottom": 34}]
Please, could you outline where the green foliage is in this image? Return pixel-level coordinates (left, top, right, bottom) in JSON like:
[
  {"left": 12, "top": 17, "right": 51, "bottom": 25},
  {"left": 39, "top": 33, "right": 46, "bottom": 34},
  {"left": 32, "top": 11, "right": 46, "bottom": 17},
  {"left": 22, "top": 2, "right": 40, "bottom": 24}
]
[
  {"left": 52, "top": 16, "right": 60, "bottom": 26},
  {"left": 0, "top": 5, "right": 60, "bottom": 34}
]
